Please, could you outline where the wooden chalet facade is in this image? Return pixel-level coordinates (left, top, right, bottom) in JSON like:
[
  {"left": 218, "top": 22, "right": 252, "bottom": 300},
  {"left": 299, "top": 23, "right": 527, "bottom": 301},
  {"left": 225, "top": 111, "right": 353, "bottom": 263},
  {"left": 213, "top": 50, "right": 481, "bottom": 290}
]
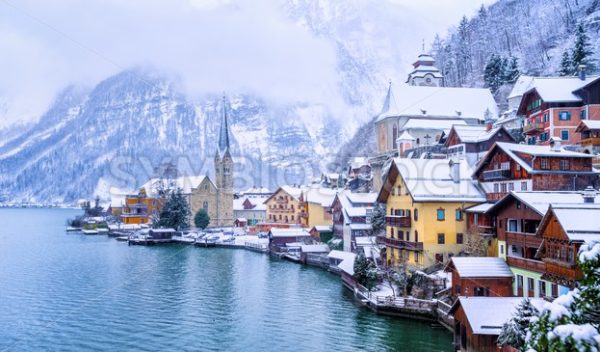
[
  {"left": 445, "top": 125, "right": 515, "bottom": 166},
  {"left": 537, "top": 196, "right": 600, "bottom": 291},
  {"left": 518, "top": 75, "right": 600, "bottom": 146},
  {"left": 445, "top": 257, "right": 513, "bottom": 301},
  {"left": 473, "top": 141, "right": 595, "bottom": 202}
]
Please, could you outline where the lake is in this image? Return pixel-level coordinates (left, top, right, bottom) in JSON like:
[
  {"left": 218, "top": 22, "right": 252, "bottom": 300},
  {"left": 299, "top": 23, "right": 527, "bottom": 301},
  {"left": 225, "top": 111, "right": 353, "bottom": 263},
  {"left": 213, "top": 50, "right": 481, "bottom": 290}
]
[{"left": 0, "top": 208, "right": 452, "bottom": 351}]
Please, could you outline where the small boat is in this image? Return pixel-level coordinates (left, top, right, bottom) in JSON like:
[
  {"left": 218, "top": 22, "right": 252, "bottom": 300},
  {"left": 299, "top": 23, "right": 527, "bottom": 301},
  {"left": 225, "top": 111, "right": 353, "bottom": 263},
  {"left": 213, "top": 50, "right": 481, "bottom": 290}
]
[
  {"left": 82, "top": 229, "right": 99, "bottom": 235},
  {"left": 65, "top": 227, "right": 81, "bottom": 232},
  {"left": 97, "top": 228, "right": 109, "bottom": 234},
  {"left": 115, "top": 236, "right": 129, "bottom": 242}
]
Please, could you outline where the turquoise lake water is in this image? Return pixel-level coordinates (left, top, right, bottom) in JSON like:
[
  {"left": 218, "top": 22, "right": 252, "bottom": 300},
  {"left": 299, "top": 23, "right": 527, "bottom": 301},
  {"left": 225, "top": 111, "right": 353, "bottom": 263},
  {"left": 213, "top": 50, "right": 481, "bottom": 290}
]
[{"left": 0, "top": 208, "right": 452, "bottom": 351}]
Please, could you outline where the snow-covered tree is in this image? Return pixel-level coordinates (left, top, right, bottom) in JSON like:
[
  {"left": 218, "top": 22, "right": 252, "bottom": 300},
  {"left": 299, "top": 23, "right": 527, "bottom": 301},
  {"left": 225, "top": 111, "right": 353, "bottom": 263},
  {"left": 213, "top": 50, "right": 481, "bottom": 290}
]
[
  {"left": 560, "top": 51, "right": 574, "bottom": 76},
  {"left": 497, "top": 298, "right": 539, "bottom": 351},
  {"left": 154, "top": 188, "right": 191, "bottom": 231},
  {"left": 526, "top": 241, "right": 600, "bottom": 351},
  {"left": 370, "top": 202, "right": 386, "bottom": 236},
  {"left": 571, "top": 23, "right": 595, "bottom": 73},
  {"left": 353, "top": 254, "right": 378, "bottom": 291},
  {"left": 503, "top": 56, "right": 520, "bottom": 84},
  {"left": 484, "top": 54, "right": 504, "bottom": 93}
]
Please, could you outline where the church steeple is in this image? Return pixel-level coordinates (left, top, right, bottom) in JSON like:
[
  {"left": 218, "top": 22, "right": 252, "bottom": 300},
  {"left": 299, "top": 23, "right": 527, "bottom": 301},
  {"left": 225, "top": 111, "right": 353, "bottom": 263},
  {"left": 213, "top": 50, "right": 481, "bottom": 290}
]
[
  {"left": 406, "top": 50, "right": 444, "bottom": 87},
  {"left": 217, "top": 95, "right": 231, "bottom": 156}
]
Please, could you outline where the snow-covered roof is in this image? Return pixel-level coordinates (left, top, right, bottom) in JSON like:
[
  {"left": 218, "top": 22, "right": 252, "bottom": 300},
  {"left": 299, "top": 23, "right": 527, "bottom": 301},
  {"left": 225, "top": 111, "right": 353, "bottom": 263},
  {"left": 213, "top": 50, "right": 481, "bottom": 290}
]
[
  {"left": 313, "top": 225, "right": 333, "bottom": 232},
  {"left": 300, "top": 244, "right": 330, "bottom": 253},
  {"left": 401, "top": 118, "right": 467, "bottom": 131},
  {"left": 392, "top": 158, "right": 486, "bottom": 202},
  {"left": 279, "top": 185, "right": 304, "bottom": 201},
  {"left": 494, "top": 191, "right": 600, "bottom": 216},
  {"left": 577, "top": 120, "right": 600, "bottom": 131},
  {"left": 304, "top": 187, "right": 338, "bottom": 207},
  {"left": 507, "top": 75, "right": 535, "bottom": 99},
  {"left": 396, "top": 131, "right": 416, "bottom": 142},
  {"left": 337, "top": 191, "right": 377, "bottom": 218},
  {"left": 549, "top": 205, "right": 600, "bottom": 242},
  {"left": 269, "top": 228, "right": 310, "bottom": 238},
  {"left": 475, "top": 142, "right": 593, "bottom": 175},
  {"left": 349, "top": 156, "right": 370, "bottom": 170},
  {"left": 448, "top": 125, "right": 511, "bottom": 145},
  {"left": 376, "top": 85, "right": 497, "bottom": 122},
  {"left": 140, "top": 175, "right": 209, "bottom": 196},
  {"left": 523, "top": 75, "right": 600, "bottom": 103},
  {"left": 349, "top": 223, "right": 372, "bottom": 231},
  {"left": 328, "top": 250, "right": 357, "bottom": 276},
  {"left": 449, "top": 257, "right": 513, "bottom": 278},
  {"left": 454, "top": 297, "right": 545, "bottom": 335},
  {"left": 464, "top": 202, "right": 494, "bottom": 213},
  {"left": 355, "top": 236, "right": 377, "bottom": 246},
  {"left": 240, "top": 186, "right": 271, "bottom": 195},
  {"left": 345, "top": 192, "right": 377, "bottom": 204},
  {"left": 234, "top": 196, "right": 268, "bottom": 211}
]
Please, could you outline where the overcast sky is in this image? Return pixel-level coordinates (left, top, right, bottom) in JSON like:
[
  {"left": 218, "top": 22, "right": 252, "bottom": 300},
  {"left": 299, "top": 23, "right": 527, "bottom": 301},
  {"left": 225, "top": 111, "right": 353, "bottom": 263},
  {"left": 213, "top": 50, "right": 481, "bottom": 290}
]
[{"left": 0, "top": 0, "right": 494, "bottom": 127}]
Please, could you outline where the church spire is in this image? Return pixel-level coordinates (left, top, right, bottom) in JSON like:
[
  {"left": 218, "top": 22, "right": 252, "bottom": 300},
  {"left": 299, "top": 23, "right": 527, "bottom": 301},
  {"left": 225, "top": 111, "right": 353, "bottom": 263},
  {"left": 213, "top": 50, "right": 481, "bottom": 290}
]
[
  {"left": 218, "top": 94, "right": 230, "bottom": 156},
  {"left": 380, "top": 80, "right": 392, "bottom": 115}
]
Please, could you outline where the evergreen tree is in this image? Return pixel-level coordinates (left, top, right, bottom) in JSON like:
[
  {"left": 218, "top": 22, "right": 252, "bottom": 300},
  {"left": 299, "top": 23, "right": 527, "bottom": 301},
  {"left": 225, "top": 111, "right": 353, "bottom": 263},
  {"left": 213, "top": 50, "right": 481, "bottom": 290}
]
[
  {"left": 503, "top": 56, "right": 520, "bottom": 83},
  {"left": 484, "top": 54, "right": 504, "bottom": 93},
  {"left": 559, "top": 51, "right": 574, "bottom": 76},
  {"left": 194, "top": 208, "right": 210, "bottom": 229},
  {"left": 497, "top": 299, "right": 539, "bottom": 351},
  {"left": 526, "top": 241, "right": 600, "bottom": 351},
  {"left": 353, "top": 254, "right": 378, "bottom": 291},
  {"left": 155, "top": 188, "right": 190, "bottom": 231},
  {"left": 571, "top": 23, "right": 595, "bottom": 73},
  {"left": 370, "top": 202, "right": 386, "bottom": 236}
]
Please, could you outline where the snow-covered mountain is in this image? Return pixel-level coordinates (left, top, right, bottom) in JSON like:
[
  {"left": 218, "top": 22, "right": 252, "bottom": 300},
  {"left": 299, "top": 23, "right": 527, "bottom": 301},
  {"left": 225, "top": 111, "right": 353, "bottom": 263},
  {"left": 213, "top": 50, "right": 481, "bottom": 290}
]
[{"left": 0, "top": 0, "right": 476, "bottom": 204}]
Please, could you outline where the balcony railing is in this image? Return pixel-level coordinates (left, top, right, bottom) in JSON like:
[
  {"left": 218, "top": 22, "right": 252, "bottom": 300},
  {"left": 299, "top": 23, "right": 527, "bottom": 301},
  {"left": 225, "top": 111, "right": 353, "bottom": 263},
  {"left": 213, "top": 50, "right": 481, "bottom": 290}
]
[
  {"left": 542, "top": 260, "right": 583, "bottom": 281},
  {"left": 505, "top": 231, "right": 542, "bottom": 248},
  {"left": 475, "top": 225, "right": 496, "bottom": 236},
  {"left": 386, "top": 215, "right": 411, "bottom": 227},
  {"left": 486, "top": 192, "right": 507, "bottom": 202},
  {"left": 384, "top": 237, "right": 423, "bottom": 251},
  {"left": 523, "top": 122, "right": 545, "bottom": 133},
  {"left": 581, "top": 137, "right": 600, "bottom": 147},
  {"left": 482, "top": 169, "right": 511, "bottom": 181},
  {"left": 507, "top": 256, "right": 545, "bottom": 273}
]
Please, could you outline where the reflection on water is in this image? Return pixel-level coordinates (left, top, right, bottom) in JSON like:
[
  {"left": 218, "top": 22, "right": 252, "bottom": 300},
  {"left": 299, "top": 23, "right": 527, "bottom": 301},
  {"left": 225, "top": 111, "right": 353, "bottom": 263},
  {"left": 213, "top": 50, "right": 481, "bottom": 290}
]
[{"left": 0, "top": 208, "right": 452, "bottom": 351}]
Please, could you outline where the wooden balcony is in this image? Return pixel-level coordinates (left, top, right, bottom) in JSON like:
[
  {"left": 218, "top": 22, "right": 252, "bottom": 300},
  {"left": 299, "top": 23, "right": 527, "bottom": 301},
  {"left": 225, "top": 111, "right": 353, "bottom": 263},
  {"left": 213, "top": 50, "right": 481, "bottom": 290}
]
[
  {"left": 507, "top": 256, "right": 545, "bottom": 273},
  {"left": 505, "top": 231, "right": 542, "bottom": 248},
  {"left": 482, "top": 169, "right": 511, "bottom": 181},
  {"left": 475, "top": 225, "right": 496, "bottom": 236},
  {"left": 384, "top": 237, "right": 423, "bottom": 251},
  {"left": 523, "top": 122, "right": 545, "bottom": 134},
  {"left": 386, "top": 215, "right": 411, "bottom": 227},
  {"left": 581, "top": 137, "right": 600, "bottom": 147},
  {"left": 486, "top": 192, "right": 507, "bottom": 202},
  {"left": 543, "top": 259, "right": 582, "bottom": 281}
]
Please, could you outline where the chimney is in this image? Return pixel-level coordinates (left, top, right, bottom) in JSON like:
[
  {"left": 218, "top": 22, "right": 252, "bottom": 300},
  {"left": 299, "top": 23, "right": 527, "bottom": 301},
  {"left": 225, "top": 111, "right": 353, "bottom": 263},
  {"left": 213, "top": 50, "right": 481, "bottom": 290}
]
[
  {"left": 449, "top": 160, "right": 460, "bottom": 183},
  {"left": 579, "top": 64, "right": 587, "bottom": 81},
  {"left": 582, "top": 186, "right": 597, "bottom": 203},
  {"left": 549, "top": 137, "right": 562, "bottom": 152}
]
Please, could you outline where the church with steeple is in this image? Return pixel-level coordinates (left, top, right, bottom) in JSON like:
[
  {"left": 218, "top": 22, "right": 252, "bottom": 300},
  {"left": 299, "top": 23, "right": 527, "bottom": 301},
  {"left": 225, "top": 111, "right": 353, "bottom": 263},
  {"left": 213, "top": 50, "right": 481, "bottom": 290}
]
[{"left": 189, "top": 96, "right": 234, "bottom": 227}]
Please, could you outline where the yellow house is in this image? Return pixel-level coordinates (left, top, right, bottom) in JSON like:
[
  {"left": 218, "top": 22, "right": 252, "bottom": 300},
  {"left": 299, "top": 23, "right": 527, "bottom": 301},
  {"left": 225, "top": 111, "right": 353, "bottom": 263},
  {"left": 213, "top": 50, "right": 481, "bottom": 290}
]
[
  {"left": 300, "top": 187, "right": 337, "bottom": 228},
  {"left": 377, "top": 159, "right": 486, "bottom": 269},
  {"left": 264, "top": 186, "right": 304, "bottom": 225}
]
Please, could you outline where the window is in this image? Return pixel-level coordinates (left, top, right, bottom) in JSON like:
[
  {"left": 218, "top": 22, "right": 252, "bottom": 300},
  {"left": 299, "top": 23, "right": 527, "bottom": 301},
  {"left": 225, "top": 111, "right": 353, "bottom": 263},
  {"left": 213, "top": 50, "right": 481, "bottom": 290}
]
[
  {"left": 437, "top": 209, "right": 445, "bottom": 221},
  {"left": 291, "top": 215, "right": 294, "bottom": 221},
  {"left": 437, "top": 233, "right": 445, "bottom": 244},
  {"left": 560, "top": 159, "right": 570, "bottom": 170},
  {"left": 474, "top": 287, "right": 490, "bottom": 297},
  {"left": 455, "top": 209, "right": 463, "bottom": 221},
  {"left": 456, "top": 233, "right": 464, "bottom": 244},
  {"left": 500, "top": 244, "right": 504, "bottom": 255},
  {"left": 508, "top": 183, "right": 515, "bottom": 191},
  {"left": 561, "top": 130, "right": 569, "bottom": 141},
  {"left": 414, "top": 251, "right": 419, "bottom": 263},
  {"left": 501, "top": 183, "right": 507, "bottom": 193},
  {"left": 527, "top": 277, "right": 535, "bottom": 295},
  {"left": 543, "top": 112, "right": 549, "bottom": 122},
  {"left": 540, "top": 158, "right": 550, "bottom": 170},
  {"left": 414, "top": 209, "right": 418, "bottom": 221},
  {"left": 521, "top": 181, "right": 528, "bottom": 191},
  {"left": 539, "top": 280, "right": 547, "bottom": 297},
  {"left": 517, "top": 275, "right": 523, "bottom": 290},
  {"left": 494, "top": 183, "right": 499, "bottom": 192},
  {"left": 390, "top": 228, "right": 394, "bottom": 239},
  {"left": 414, "top": 230, "right": 419, "bottom": 242},
  {"left": 581, "top": 109, "right": 587, "bottom": 120},
  {"left": 559, "top": 111, "right": 571, "bottom": 120},
  {"left": 508, "top": 219, "right": 518, "bottom": 232},
  {"left": 202, "top": 201, "right": 208, "bottom": 210},
  {"left": 398, "top": 230, "right": 404, "bottom": 240}
]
